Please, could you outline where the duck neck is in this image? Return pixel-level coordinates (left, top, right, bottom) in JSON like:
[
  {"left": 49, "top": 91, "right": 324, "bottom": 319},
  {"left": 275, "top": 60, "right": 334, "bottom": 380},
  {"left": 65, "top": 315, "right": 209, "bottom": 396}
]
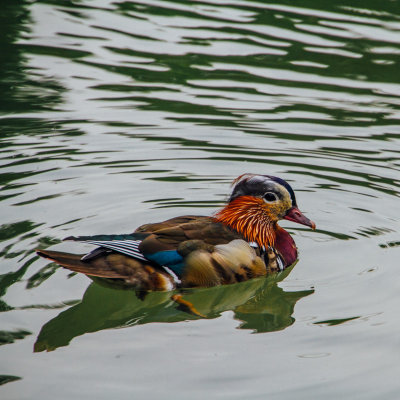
[
  {"left": 275, "top": 225, "right": 298, "bottom": 267},
  {"left": 214, "top": 196, "right": 277, "bottom": 248}
]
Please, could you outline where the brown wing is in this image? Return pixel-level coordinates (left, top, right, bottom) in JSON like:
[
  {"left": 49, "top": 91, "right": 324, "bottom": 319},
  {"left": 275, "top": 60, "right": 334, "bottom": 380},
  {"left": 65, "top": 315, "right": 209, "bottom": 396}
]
[{"left": 136, "top": 215, "right": 243, "bottom": 255}]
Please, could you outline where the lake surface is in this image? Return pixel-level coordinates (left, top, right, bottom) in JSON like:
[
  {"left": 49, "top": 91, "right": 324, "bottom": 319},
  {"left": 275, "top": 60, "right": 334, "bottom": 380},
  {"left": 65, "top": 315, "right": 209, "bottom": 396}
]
[{"left": 1, "top": 0, "right": 400, "bottom": 398}]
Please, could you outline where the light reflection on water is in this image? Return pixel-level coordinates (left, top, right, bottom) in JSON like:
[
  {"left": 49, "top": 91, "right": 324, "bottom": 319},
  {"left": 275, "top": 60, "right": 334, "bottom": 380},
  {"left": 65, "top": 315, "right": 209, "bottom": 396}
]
[{"left": 1, "top": 0, "right": 400, "bottom": 398}]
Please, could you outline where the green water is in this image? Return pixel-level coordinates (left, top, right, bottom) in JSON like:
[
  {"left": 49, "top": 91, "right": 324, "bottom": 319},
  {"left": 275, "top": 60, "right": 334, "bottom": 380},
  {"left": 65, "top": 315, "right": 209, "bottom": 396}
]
[{"left": 1, "top": 0, "right": 400, "bottom": 398}]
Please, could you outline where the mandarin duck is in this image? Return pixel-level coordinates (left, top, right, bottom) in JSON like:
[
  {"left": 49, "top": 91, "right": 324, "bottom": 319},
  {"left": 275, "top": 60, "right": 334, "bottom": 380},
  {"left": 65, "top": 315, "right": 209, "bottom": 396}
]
[{"left": 36, "top": 174, "right": 315, "bottom": 292}]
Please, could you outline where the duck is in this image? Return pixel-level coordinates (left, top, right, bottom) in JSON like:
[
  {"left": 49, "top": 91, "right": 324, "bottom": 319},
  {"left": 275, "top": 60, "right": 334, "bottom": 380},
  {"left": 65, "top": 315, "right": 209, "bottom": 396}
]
[{"left": 36, "top": 173, "right": 315, "bottom": 292}]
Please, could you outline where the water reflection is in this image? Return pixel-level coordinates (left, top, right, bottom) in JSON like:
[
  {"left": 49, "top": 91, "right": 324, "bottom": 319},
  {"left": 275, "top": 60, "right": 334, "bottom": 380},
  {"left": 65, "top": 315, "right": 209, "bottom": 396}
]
[
  {"left": 0, "top": 0, "right": 65, "bottom": 114},
  {"left": 0, "top": 375, "right": 22, "bottom": 387},
  {"left": 34, "top": 265, "right": 313, "bottom": 352}
]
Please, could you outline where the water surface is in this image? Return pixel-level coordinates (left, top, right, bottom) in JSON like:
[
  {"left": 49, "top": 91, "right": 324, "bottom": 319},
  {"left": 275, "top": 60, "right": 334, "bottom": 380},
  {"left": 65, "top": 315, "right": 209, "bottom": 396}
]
[{"left": 1, "top": 0, "right": 400, "bottom": 399}]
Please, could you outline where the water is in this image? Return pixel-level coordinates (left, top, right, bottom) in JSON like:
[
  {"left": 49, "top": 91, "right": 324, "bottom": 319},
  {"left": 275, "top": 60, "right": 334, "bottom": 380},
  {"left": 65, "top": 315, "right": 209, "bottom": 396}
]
[{"left": 1, "top": 0, "right": 400, "bottom": 398}]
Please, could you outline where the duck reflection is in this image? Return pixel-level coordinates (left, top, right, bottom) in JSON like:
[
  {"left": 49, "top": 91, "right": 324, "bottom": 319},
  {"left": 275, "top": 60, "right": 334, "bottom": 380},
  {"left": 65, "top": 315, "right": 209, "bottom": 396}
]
[{"left": 34, "top": 265, "right": 313, "bottom": 352}]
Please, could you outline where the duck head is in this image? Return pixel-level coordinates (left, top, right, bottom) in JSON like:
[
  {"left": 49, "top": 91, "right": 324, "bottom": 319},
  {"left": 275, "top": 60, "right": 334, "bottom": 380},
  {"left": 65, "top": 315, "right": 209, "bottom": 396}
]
[{"left": 215, "top": 174, "right": 315, "bottom": 248}]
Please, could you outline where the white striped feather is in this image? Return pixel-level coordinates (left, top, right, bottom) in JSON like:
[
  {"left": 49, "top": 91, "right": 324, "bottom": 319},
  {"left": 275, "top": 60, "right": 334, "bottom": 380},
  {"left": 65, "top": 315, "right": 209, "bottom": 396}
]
[{"left": 83, "top": 239, "right": 149, "bottom": 262}]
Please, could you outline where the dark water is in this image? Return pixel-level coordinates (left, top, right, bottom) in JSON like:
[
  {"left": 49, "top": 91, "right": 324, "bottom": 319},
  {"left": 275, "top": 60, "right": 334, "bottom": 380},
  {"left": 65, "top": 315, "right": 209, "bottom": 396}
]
[{"left": 1, "top": 0, "right": 400, "bottom": 398}]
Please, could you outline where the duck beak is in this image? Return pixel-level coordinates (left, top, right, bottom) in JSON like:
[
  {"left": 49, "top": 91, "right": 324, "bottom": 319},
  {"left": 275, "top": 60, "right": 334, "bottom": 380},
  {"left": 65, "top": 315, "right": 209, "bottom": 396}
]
[{"left": 284, "top": 207, "right": 316, "bottom": 230}]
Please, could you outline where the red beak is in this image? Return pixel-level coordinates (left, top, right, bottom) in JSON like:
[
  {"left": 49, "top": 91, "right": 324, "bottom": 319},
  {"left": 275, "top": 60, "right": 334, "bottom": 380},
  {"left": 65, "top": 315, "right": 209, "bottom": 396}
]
[{"left": 284, "top": 207, "right": 316, "bottom": 230}]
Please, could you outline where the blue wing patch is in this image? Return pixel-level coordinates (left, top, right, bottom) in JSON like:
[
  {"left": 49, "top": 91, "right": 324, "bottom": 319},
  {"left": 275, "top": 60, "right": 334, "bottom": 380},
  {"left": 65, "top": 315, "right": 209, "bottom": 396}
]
[{"left": 144, "top": 250, "right": 184, "bottom": 275}]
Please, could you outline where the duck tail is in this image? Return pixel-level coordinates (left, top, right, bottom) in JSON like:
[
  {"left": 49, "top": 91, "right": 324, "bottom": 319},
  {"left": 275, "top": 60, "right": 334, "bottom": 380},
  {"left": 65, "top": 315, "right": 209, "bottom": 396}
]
[
  {"left": 35, "top": 249, "right": 126, "bottom": 278},
  {"left": 36, "top": 249, "right": 176, "bottom": 290}
]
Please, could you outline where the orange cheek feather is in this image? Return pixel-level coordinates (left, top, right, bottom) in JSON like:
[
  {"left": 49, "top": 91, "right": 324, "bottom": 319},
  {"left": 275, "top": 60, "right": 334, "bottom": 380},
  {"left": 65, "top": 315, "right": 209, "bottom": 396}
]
[{"left": 214, "top": 196, "right": 277, "bottom": 248}]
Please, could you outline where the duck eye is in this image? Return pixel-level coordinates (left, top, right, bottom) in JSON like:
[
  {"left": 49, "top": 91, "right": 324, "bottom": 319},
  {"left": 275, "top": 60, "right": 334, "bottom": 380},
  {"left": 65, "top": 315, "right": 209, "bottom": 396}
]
[{"left": 263, "top": 192, "right": 278, "bottom": 202}]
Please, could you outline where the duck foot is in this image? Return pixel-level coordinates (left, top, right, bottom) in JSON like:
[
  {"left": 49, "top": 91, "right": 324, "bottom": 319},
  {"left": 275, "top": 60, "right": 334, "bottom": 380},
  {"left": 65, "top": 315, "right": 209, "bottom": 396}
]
[{"left": 171, "top": 294, "right": 206, "bottom": 318}]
